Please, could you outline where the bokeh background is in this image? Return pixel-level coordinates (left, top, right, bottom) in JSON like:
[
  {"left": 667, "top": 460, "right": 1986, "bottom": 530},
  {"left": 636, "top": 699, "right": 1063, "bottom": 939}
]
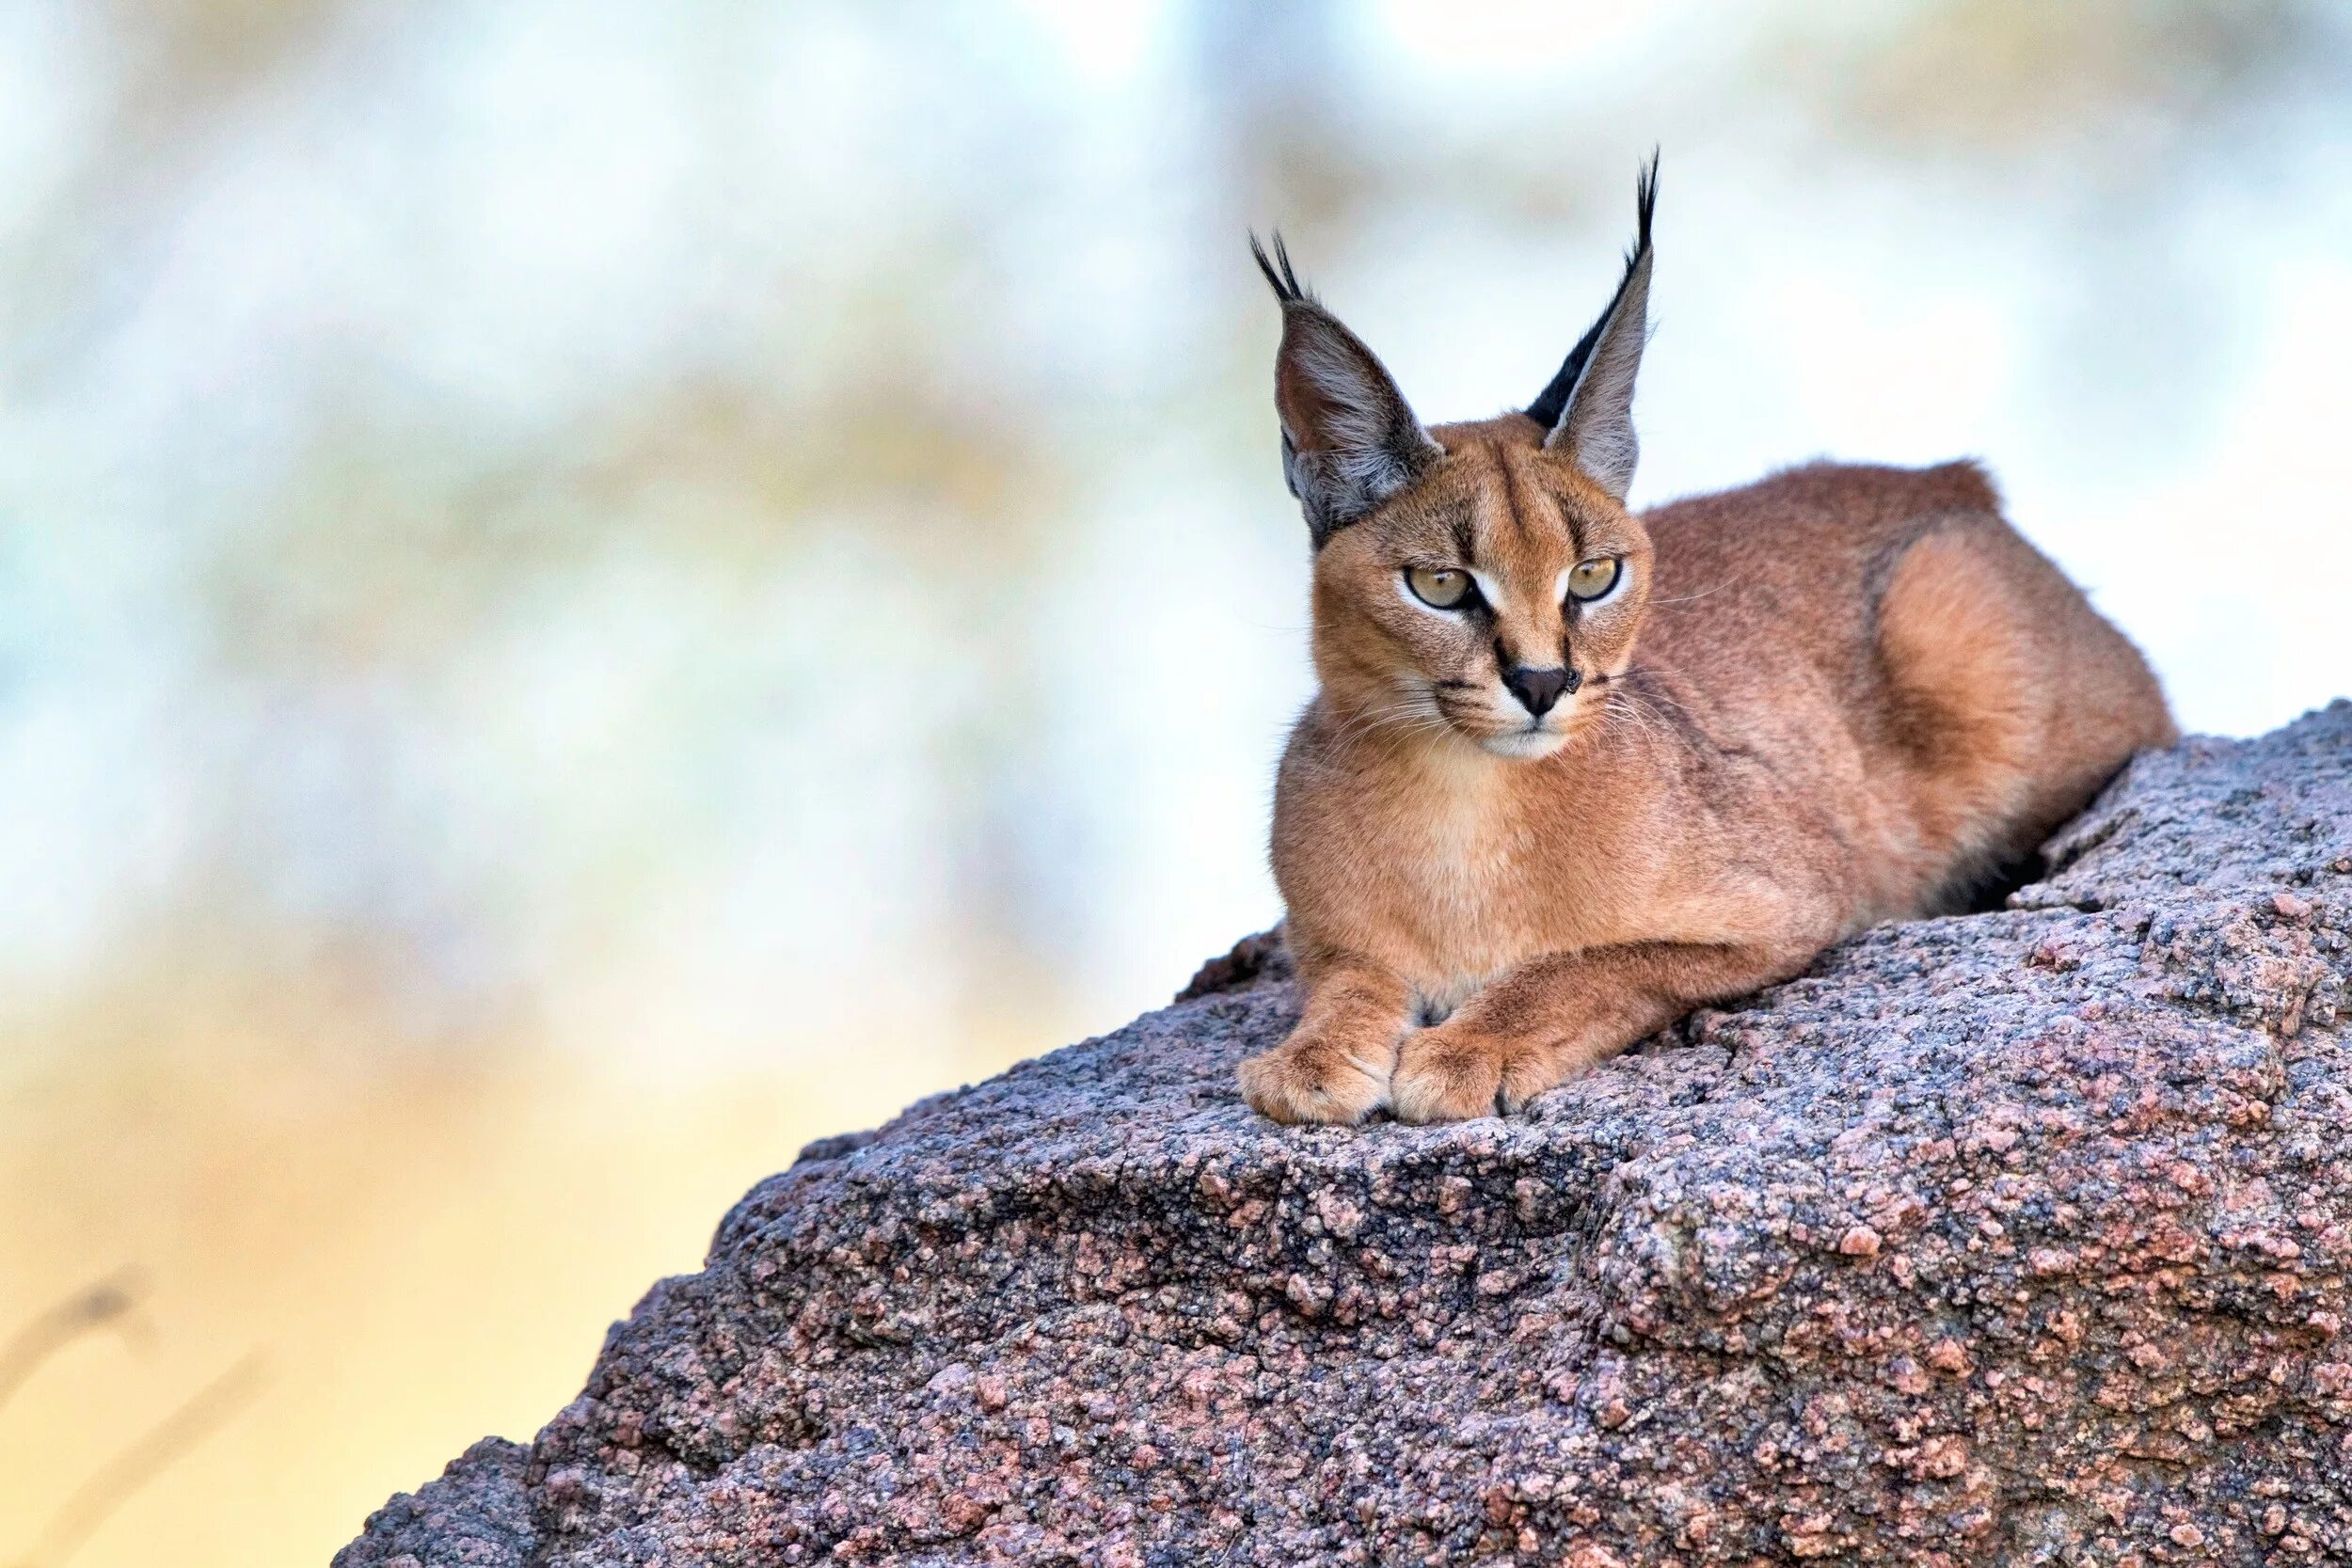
[{"left": 3, "top": 1, "right": 2348, "bottom": 1561}]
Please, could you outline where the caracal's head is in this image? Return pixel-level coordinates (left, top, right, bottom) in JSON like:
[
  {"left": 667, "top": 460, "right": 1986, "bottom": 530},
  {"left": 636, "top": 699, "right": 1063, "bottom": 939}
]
[{"left": 1258, "top": 158, "right": 1659, "bottom": 761}]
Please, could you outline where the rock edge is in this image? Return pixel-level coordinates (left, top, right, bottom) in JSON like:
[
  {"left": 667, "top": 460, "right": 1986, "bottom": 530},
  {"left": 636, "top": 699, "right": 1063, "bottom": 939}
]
[{"left": 341, "top": 704, "right": 2352, "bottom": 1566}]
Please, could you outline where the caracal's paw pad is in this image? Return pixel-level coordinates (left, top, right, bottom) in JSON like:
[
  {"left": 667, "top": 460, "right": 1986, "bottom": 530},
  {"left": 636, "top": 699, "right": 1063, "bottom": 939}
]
[
  {"left": 1238, "top": 1034, "right": 1390, "bottom": 1125},
  {"left": 1390, "top": 1024, "right": 1518, "bottom": 1123}
]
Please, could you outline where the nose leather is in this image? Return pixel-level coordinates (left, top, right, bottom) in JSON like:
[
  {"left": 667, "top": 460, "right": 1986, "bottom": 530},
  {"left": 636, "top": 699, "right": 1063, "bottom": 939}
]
[{"left": 1502, "top": 664, "right": 1578, "bottom": 718}]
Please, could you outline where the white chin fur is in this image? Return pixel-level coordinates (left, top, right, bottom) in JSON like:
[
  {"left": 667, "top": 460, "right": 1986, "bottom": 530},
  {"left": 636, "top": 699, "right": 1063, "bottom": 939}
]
[{"left": 1477, "top": 728, "right": 1568, "bottom": 760}]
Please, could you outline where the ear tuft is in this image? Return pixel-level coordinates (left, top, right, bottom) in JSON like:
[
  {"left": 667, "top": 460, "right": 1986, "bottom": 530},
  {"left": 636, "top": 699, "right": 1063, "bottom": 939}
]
[
  {"left": 1528, "top": 151, "right": 1659, "bottom": 500},
  {"left": 1249, "top": 230, "right": 1315, "bottom": 307},
  {"left": 1526, "top": 154, "right": 1657, "bottom": 433}
]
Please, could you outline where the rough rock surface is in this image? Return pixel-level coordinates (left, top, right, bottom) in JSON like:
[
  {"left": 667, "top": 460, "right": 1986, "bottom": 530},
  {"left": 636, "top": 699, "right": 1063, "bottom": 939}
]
[{"left": 341, "top": 705, "right": 2352, "bottom": 1566}]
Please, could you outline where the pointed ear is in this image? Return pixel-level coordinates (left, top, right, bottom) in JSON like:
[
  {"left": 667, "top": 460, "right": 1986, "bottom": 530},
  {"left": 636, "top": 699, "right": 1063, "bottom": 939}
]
[
  {"left": 1528, "top": 154, "right": 1658, "bottom": 502},
  {"left": 1252, "top": 233, "right": 1441, "bottom": 546}
]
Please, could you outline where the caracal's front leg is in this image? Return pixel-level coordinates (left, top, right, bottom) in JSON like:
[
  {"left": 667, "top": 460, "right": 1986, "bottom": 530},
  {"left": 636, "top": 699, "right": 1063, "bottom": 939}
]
[
  {"left": 1238, "top": 958, "right": 1413, "bottom": 1125},
  {"left": 1390, "top": 939, "right": 1818, "bottom": 1123}
]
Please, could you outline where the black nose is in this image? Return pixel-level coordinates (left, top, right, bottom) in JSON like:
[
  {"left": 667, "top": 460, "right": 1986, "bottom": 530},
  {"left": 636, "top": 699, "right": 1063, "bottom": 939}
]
[{"left": 1502, "top": 664, "right": 1579, "bottom": 718}]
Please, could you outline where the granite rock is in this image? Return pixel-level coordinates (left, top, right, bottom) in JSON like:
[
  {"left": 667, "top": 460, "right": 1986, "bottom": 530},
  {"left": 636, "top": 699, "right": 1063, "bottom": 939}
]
[{"left": 340, "top": 703, "right": 2352, "bottom": 1566}]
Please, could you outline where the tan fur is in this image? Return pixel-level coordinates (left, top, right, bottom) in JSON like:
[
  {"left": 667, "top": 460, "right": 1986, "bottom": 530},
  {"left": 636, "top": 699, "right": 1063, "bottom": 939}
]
[{"left": 1238, "top": 425, "right": 2174, "bottom": 1125}]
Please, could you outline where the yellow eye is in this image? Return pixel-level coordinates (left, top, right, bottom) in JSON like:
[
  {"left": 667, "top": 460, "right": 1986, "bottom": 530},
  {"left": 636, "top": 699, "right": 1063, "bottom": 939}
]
[
  {"left": 1406, "top": 566, "right": 1472, "bottom": 610},
  {"left": 1565, "top": 558, "right": 1621, "bottom": 602}
]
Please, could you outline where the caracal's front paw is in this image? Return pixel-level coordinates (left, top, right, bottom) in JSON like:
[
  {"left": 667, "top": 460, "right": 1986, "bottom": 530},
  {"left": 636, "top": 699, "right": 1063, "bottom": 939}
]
[
  {"left": 1238, "top": 1028, "right": 1391, "bottom": 1125},
  {"left": 1392, "top": 1023, "right": 1576, "bottom": 1121},
  {"left": 1391, "top": 1022, "right": 1516, "bottom": 1123}
]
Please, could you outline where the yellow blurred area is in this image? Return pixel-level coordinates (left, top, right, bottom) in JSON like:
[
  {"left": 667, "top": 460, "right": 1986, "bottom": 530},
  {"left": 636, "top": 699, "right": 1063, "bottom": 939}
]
[
  {"left": 3, "top": 0, "right": 2348, "bottom": 1563},
  {"left": 0, "top": 1031, "right": 1025, "bottom": 1565}
]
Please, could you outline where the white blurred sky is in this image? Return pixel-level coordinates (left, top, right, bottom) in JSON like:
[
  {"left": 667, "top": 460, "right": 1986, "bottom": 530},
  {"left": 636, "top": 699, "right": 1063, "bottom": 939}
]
[{"left": 1, "top": 0, "right": 2348, "bottom": 1080}]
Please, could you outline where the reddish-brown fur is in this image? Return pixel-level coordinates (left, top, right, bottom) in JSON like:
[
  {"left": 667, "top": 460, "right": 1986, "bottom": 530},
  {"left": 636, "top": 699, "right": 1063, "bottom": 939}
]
[{"left": 1238, "top": 349, "right": 2172, "bottom": 1126}]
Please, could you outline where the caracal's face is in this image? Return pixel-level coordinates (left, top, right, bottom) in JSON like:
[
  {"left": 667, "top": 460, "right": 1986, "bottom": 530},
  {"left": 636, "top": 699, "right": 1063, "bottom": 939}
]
[{"left": 1310, "top": 419, "right": 1654, "bottom": 759}]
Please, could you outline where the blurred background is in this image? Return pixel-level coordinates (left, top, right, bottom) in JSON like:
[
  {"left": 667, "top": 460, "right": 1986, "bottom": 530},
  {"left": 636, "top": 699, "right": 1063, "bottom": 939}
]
[{"left": 2, "top": 0, "right": 2347, "bottom": 1561}]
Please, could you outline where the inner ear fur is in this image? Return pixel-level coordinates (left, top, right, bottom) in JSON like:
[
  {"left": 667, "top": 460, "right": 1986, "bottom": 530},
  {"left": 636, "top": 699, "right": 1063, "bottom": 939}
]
[
  {"left": 1252, "top": 233, "right": 1441, "bottom": 546},
  {"left": 1528, "top": 154, "right": 1659, "bottom": 503}
]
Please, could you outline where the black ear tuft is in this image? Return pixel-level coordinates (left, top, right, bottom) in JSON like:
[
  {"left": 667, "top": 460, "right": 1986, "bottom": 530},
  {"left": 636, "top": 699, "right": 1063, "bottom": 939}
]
[
  {"left": 1248, "top": 230, "right": 1316, "bottom": 307},
  {"left": 1526, "top": 151, "right": 1660, "bottom": 433}
]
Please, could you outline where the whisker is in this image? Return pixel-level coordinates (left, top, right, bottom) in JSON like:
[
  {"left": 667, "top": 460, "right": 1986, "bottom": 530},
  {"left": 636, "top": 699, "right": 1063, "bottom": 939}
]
[
  {"left": 1323, "top": 690, "right": 1455, "bottom": 751},
  {"left": 1603, "top": 686, "right": 1677, "bottom": 755},
  {"left": 1616, "top": 664, "right": 1702, "bottom": 728}
]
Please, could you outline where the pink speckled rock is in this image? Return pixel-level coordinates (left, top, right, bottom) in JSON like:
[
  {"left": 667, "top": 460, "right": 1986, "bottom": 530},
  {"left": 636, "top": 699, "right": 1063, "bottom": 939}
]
[{"left": 340, "top": 704, "right": 2352, "bottom": 1566}]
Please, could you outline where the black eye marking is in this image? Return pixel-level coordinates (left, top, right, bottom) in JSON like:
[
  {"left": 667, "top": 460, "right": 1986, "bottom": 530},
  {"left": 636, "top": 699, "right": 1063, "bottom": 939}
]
[{"left": 1448, "top": 512, "right": 1476, "bottom": 566}]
